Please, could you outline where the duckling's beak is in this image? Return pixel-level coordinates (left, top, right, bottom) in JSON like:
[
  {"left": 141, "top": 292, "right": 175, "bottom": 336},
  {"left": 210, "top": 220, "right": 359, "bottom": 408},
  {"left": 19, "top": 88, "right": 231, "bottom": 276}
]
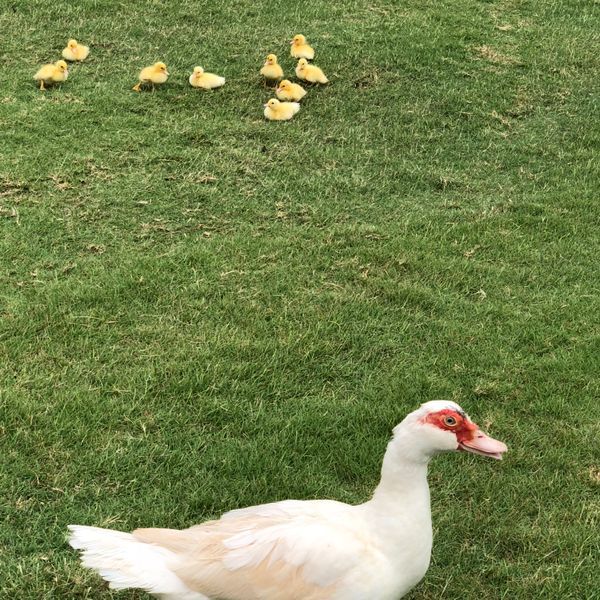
[
  {"left": 263, "top": 103, "right": 268, "bottom": 108},
  {"left": 290, "top": 40, "right": 294, "bottom": 45}
]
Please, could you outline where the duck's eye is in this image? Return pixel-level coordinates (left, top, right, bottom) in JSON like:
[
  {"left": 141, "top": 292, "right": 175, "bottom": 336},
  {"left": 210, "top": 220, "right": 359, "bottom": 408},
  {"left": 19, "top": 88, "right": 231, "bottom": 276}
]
[{"left": 443, "top": 416, "right": 457, "bottom": 427}]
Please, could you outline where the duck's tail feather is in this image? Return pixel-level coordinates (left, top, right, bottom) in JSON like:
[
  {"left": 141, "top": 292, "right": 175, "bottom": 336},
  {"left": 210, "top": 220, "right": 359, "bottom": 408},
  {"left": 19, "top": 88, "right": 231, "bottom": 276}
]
[{"left": 68, "top": 525, "right": 206, "bottom": 599}]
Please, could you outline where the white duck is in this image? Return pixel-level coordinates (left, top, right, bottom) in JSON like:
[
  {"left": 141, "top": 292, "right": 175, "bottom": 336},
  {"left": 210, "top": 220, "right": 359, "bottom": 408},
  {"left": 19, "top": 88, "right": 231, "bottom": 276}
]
[{"left": 68, "top": 400, "right": 507, "bottom": 599}]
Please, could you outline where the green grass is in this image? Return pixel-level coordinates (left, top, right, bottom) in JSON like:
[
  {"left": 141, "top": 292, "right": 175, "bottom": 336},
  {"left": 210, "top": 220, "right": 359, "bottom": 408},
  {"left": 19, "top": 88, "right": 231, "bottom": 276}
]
[{"left": 1, "top": 0, "right": 599, "bottom": 597}]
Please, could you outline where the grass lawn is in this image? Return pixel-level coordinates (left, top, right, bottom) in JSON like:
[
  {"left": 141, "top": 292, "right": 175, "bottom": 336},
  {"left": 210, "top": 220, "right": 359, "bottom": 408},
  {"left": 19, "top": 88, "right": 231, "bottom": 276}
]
[{"left": 1, "top": 0, "right": 599, "bottom": 597}]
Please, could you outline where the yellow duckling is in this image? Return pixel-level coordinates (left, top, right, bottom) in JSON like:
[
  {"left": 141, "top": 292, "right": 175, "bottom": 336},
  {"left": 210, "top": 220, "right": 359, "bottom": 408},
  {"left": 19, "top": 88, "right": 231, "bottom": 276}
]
[
  {"left": 34, "top": 59, "right": 69, "bottom": 90},
  {"left": 133, "top": 62, "right": 169, "bottom": 92},
  {"left": 62, "top": 39, "right": 89, "bottom": 62},
  {"left": 260, "top": 54, "right": 284, "bottom": 82},
  {"left": 290, "top": 34, "right": 315, "bottom": 60},
  {"left": 295, "top": 58, "right": 328, "bottom": 84},
  {"left": 276, "top": 79, "right": 307, "bottom": 102},
  {"left": 188, "top": 66, "right": 225, "bottom": 89},
  {"left": 263, "top": 98, "right": 300, "bottom": 121}
]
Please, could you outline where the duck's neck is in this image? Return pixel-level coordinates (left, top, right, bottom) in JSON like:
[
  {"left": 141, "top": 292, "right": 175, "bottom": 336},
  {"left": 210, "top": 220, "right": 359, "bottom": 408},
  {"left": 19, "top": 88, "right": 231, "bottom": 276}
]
[
  {"left": 366, "top": 426, "right": 432, "bottom": 516},
  {"left": 359, "top": 424, "right": 435, "bottom": 594}
]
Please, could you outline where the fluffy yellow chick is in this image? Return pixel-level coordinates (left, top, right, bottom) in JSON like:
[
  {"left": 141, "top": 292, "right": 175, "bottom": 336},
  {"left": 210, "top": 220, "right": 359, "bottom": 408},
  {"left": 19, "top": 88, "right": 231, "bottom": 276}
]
[
  {"left": 290, "top": 34, "right": 315, "bottom": 60},
  {"left": 295, "top": 58, "right": 328, "bottom": 84},
  {"left": 276, "top": 79, "right": 307, "bottom": 102},
  {"left": 133, "top": 62, "right": 169, "bottom": 92},
  {"left": 260, "top": 54, "right": 284, "bottom": 81},
  {"left": 263, "top": 98, "right": 300, "bottom": 121},
  {"left": 189, "top": 66, "right": 225, "bottom": 89},
  {"left": 62, "top": 39, "right": 89, "bottom": 61},
  {"left": 34, "top": 60, "right": 69, "bottom": 90}
]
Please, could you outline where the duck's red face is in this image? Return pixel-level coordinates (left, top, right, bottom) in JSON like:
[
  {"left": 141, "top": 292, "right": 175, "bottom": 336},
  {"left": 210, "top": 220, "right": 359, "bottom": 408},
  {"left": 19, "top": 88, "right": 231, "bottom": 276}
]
[{"left": 424, "top": 408, "right": 507, "bottom": 459}]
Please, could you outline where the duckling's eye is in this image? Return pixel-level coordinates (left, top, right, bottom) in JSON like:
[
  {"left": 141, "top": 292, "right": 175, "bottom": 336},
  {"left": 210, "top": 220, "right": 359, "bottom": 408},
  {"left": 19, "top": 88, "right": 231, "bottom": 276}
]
[{"left": 443, "top": 416, "right": 457, "bottom": 427}]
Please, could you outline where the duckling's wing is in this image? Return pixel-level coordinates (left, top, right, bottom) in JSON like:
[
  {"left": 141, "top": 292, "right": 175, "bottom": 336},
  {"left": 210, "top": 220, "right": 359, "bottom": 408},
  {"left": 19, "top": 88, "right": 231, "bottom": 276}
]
[
  {"left": 139, "top": 66, "right": 153, "bottom": 81},
  {"left": 34, "top": 65, "right": 54, "bottom": 80}
]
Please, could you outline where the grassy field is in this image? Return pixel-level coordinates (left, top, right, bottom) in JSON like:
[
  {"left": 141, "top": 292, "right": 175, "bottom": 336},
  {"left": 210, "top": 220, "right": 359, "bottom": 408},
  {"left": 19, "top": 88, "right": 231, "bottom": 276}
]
[{"left": 1, "top": 0, "right": 599, "bottom": 597}]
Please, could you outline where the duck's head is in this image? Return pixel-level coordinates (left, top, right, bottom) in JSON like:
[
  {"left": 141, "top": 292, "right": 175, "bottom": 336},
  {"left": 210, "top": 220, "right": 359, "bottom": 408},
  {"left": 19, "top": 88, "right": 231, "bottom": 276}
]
[
  {"left": 55, "top": 60, "right": 68, "bottom": 73},
  {"left": 154, "top": 62, "right": 169, "bottom": 75},
  {"left": 397, "top": 400, "right": 507, "bottom": 460},
  {"left": 265, "top": 54, "right": 278, "bottom": 66},
  {"left": 291, "top": 34, "right": 306, "bottom": 46},
  {"left": 297, "top": 58, "right": 308, "bottom": 70},
  {"left": 264, "top": 98, "right": 280, "bottom": 110},
  {"left": 276, "top": 79, "right": 291, "bottom": 93},
  {"left": 67, "top": 39, "right": 78, "bottom": 49},
  {"left": 193, "top": 66, "right": 204, "bottom": 77}
]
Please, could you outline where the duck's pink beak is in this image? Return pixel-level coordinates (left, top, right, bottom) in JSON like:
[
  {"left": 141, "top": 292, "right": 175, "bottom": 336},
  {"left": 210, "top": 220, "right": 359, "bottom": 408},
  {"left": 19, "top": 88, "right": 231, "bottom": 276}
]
[{"left": 459, "top": 430, "right": 507, "bottom": 460}]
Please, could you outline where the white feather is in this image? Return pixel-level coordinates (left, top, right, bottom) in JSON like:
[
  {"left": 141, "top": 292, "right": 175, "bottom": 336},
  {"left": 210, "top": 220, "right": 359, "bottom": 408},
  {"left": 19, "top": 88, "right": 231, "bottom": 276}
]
[{"left": 68, "top": 525, "right": 206, "bottom": 599}]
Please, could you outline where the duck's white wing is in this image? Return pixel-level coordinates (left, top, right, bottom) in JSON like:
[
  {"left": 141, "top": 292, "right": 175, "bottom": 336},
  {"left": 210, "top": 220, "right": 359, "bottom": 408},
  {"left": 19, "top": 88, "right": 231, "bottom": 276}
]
[
  {"left": 134, "top": 500, "right": 369, "bottom": 600},
  {"left": 221, "top": 498, "right": 347, "bottom": 521}
]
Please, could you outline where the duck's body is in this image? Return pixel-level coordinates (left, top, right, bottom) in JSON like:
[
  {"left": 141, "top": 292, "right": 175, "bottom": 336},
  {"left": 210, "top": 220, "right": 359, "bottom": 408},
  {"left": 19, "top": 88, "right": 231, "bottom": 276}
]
[
  {"left": 69, "top": 401, "right": 507, "bottom": 600},
  {"left": 133, "top": 62, "right": 169, "bottom": 91},
  {"left": 263, "top": 98, "right": 300, "bottom": 121},
  {"left": 260, "top": 54, "right": 284, "bottom": 81},
  {"left": 34, "top": 60, "right": 69, "bottom": 90},
  {"left": 290, "top": 34, "right": 315, "bottom": 60},
  {"left": 62, "top": 39, "right": 89, "bottom": 61},
  {"left": 295, "top": 58, "right": 328, "bottom": 84},
  {"left": 276, "top": 79, "right": 307, "bottom": 102},
  {"left": 71, "top": 498, "right": 429, "bottom": 600},
  {"left": 189, "top": 67, "right": 225, "bottom": 89}
]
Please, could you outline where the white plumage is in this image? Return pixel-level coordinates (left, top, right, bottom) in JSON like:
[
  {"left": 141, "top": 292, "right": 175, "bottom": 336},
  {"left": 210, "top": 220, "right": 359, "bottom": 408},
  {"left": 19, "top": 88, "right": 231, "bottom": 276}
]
[
  {"left": 68, "top": 525, "right": 206, "bottom": 599},
  {"left": 69, "top": 401, "right": 507, "bottom": 599}
]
